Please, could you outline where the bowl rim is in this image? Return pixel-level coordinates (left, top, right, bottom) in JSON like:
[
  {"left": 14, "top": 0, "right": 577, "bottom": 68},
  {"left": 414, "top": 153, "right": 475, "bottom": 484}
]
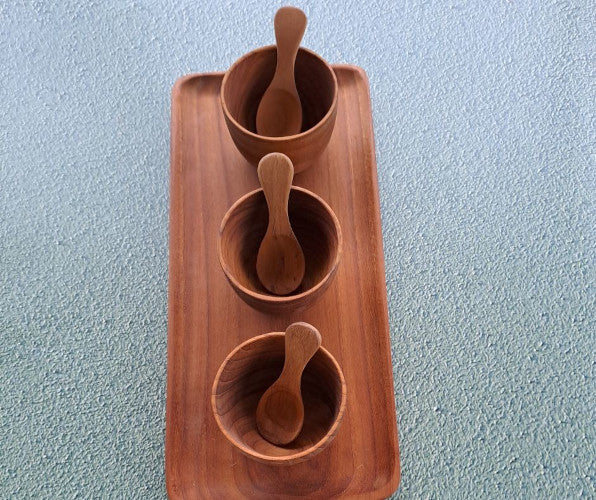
[
  {"left": 217, "top": 185, "right": 343, "bottom": 305},
  {"left": 211, "top": 331, "right": 347, "bottom": 464},
  {"left": 220, "top": 45, "right": 339, "bottom": 141}
]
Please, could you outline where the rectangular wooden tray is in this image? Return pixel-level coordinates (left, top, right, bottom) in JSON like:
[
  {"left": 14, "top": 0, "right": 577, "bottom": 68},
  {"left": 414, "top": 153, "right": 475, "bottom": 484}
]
[{"left": 166, "top": 65, "right": 400, "bottom": 499}]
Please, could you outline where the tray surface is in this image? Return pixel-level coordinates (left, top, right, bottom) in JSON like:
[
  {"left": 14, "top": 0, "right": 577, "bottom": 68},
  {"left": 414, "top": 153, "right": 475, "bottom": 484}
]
[{"left": 166, "top": 65, "right": 400, "bottom": 499}]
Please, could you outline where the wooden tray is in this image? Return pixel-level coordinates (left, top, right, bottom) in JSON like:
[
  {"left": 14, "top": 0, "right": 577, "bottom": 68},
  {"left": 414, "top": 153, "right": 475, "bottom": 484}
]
[{"left": 166, "top": 65, "right": 400, "bottom": 499}]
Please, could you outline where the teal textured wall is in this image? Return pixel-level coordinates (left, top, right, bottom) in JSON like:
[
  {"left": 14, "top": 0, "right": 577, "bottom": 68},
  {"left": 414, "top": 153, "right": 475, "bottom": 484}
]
[{"left": 1, "top": 1, "right": 593, "bottom": 498}]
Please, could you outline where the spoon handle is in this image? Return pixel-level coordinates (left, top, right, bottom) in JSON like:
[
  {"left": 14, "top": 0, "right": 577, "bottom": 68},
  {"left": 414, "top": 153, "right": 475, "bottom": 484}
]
[
  {"left": 257, "top": 153, "right": 294, "bottom": 230},
  {"left": 273, "top": 7, "right": 307, "bottom": 79},
  {"left": 280, "top": 322, "right": 322, "bottom": 384}
]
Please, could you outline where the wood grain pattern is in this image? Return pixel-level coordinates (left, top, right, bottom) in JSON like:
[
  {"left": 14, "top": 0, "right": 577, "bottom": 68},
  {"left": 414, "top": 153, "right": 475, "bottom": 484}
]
[
  {"left": 211, "top": 330, "right": 345, "bottom": 466},
  {"left": 221, "top": 46, "right": 337, "bottom": 173},
  {"left": 166, "top": 66, "right": 400, "bottom": 498},
  {"left": 218, "top": 185, "right": 341, "bottom": 314}
]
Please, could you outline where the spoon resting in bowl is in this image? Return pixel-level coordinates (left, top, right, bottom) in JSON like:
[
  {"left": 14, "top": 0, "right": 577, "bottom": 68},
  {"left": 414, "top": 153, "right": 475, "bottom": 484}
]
[
  {"left": 256, "top": 6, "right": 307, "bottom": 137},
  {"left": 256, "top": 322, "right": 322, "bottom": 445},
  {"left": 256, "top": 153, "right": 305, "bottom": 295}
]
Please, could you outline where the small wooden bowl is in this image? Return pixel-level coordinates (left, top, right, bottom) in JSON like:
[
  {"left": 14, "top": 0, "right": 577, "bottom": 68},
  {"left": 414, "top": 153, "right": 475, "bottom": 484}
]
[
  {"left": 218, "top": 186, "right": 342, "bottom": 314},
  {"left": 211, "top": 332, "right": 347, "bottom": 465},
  {"left": 220, "top": 45, "right": 338, "bottom": 173}
]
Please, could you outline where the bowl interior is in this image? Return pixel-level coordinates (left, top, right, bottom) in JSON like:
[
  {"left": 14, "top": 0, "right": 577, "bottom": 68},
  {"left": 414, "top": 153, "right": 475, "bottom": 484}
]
[
  {"left": 212, "top": 334, "right": 344, "bottom": 460},
  {"left": 220, "top": 188, "right": 340, "bottom": 297},
  {"left": 222, "top": 47, "right": 336, "bottom": 135}
]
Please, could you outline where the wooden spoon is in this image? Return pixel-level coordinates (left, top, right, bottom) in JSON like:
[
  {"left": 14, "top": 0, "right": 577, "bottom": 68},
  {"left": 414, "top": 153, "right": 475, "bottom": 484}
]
[
  {"left": 256, "top": 153, "right": 305, "bottom": 295},
  {"left": 256, "top": 322, "right": 322, "bottom": 445},
  {"left": 256, "top": 6, "right": 307, "bottom": 137}
]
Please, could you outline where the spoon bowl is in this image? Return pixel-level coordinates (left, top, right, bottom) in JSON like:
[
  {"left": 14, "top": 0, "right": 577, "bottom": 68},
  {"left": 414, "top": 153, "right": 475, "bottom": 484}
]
[
  {"left": 257, "top": 88, "right": 302, "bottom": 137},
  {"left": 256, "top": 233, "right": 305, "bottom": 294}
]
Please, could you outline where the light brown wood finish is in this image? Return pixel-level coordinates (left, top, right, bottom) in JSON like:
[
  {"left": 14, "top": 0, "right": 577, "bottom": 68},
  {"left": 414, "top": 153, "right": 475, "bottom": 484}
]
[
  {"left": 221, "top": 46, "right": 338, "bottom": 173},
  {"left": 218, "top": 185, "right": 341, "bottom": 314},
  {"left": 256, "top": 153, "right": 305, "bottom": 295},
  {"left": 167, "top": 66, "right": 400, "bottom": 498},
  {"left": 256, "top": 322, "right": 322, "bottom": 445},
  {"left": 211, "top": 331, "right": 346, "bottom": 466},
  {"left": 256, "top": 7, "right": 307, "bottom": 137}
]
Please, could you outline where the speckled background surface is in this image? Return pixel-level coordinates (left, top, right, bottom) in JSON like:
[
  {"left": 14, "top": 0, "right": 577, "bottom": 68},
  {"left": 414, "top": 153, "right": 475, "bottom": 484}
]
[{"left": 1, "top": 0, "right": 593, "bottom": 498}]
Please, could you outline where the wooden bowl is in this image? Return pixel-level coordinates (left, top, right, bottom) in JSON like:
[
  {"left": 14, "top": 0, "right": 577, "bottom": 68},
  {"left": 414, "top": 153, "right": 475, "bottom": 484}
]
[
  {"left": 220, "top": 46, "right": 338, "bottom": 173},
  {"left": 218, "top": 186, "right": 342, "bottom": 314},
  {"left": 211, "top": 332, "right": 347, "bottom": 465}
]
